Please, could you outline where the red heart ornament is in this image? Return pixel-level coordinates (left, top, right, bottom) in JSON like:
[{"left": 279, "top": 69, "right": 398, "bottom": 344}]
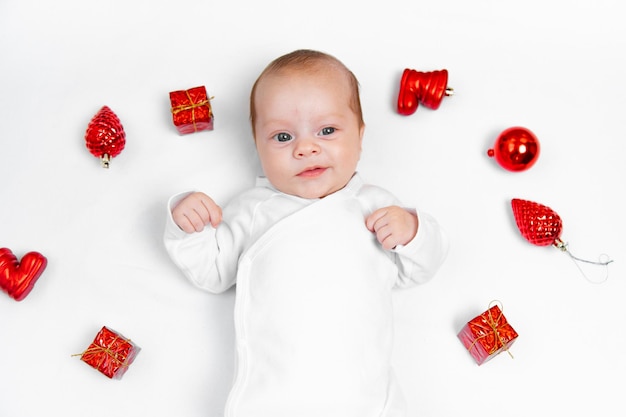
[
  {"left": 511, "top": 198, "right": 562, "bottom": 246},
  {"left": 0, "top": 248, "right": 48, "bottom": 301}
]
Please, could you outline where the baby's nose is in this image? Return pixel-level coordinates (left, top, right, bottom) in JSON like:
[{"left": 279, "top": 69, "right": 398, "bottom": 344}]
[{"left": 294, "top": 138, "right": 320, "bottom": 158}]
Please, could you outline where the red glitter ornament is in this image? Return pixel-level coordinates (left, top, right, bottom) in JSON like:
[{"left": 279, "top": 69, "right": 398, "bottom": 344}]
[
  {"left": 169, "top": 86, "right": 214, "bottom": 134},
  {"left": 76, "top": 326, "right": 140, "bottom": 379},
  {"left": 488, "top": 127, "right": 540, "bottom": 172},
  {"left": 397, "top": 68, "right": 453, "bottom": 116},
  {"left": 457, "top": 302, "right": 518, "bottom": 365},
  {"left": 0, "top": 248, "right": 48, "bottom": 301},
  {"left": 85, "top": 106, "right": 126, "bottom": 168}
]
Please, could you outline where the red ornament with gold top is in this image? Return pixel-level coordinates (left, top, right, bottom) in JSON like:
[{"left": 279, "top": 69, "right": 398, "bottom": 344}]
[
  {"left": 458, "top": 303, "right": 518, "bottom": 365},
  {"left": 84, "top": 106, "right": 126, "bottom": 168},
  {"left": 169, "top": 86, "right": 214, "bottom": 134},
  {"left": 510, "top": 198, "right": 613, "bottom": 283},
  {"left": 76, "top": 326, "right": 140, "bottom": 379}
]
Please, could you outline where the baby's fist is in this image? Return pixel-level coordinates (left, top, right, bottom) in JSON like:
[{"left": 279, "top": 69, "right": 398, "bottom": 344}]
[
  {"left": 172, "top": 192, "right": 222, "bottom": 233},
  {"left": 366, "top": 206, "right": 418, "bottom": 250}
]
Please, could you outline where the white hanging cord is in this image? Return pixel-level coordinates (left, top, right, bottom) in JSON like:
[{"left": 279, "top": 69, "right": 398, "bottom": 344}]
[{"left": 554, "top": 239, "right": 613, "bottom": 284}]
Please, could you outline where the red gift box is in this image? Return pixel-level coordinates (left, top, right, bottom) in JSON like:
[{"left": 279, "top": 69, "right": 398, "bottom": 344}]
[
  {"left": 169, "top": 86, "right": 214, "bottom": 134},
  {"left": 77, "top": 326, "right": 140, "bottom": 379},
  {"left": 458, "top": 303, "right": 518, "bottom": 365}
]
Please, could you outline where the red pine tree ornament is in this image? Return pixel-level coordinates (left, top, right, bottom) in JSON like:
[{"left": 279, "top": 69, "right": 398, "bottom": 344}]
[
  {"left": 397, "top": 68, "right": 454, "bottom": 116},
  {"left": 85, "top": 106, "right": 126, "bottom": 168}
]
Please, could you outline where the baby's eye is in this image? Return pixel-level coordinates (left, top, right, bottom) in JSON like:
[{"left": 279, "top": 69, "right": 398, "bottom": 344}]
[
  {"left": 273, "top": 132, "right": 293, "bottom": 142},
  {"left": 320, "top": 127, "right": 336, "bottom": 136}
]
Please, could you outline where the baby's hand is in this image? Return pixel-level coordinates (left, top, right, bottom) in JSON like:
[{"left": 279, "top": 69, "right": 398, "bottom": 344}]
[
  {"left": 172, "top": 192, "right": 223, "bottom": 233},
  {"left": 365, "top": 206, "right": 418, "bottom": 250}
]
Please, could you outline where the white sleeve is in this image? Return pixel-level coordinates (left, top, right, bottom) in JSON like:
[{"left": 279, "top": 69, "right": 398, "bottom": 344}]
[
  {"left": 392, "top": 209, "right": 449, "bottom": 288},
  {"left": 163, "top": 192, "right": 236, "bottom": 294}
]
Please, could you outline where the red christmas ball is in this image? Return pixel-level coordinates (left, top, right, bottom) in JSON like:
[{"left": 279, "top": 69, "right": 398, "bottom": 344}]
[
  {"left": 85, "top": 106, "right": 126, "bottom": 168},
  {"left": 487, "top": 127, "right": 540, "bottom": 172}
]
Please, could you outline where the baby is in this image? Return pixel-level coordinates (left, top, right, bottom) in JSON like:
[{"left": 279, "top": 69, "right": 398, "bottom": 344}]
[{"left": 164, "top": 49, "right": 448, "bottom": 417}]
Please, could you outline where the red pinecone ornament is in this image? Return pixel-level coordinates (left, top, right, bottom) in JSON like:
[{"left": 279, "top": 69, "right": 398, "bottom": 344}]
[
  {"left": 85, "top": 106, "right": 126, "bottom": 168},
  {"left": 511, "top": 198, "right": 563, "bottom": 246}
]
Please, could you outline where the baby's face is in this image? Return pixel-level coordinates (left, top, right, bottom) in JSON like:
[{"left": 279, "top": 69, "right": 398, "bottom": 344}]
[{"left": 253, "top": 67, "right": 364, "bottom": 199}]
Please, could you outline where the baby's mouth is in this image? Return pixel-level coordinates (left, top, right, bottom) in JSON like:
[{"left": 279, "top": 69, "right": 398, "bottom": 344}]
[{"left": 297, "top": 166, "right": 327, "bottom": 178}]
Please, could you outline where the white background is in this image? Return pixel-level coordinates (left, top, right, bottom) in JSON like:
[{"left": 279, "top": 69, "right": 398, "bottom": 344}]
[{"left": 1, "top": 0, "right": 624, "bottom": 416}]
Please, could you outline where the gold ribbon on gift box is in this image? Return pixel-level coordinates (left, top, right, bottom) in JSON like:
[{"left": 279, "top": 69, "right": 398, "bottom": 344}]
[{"left": 73, "top": 336, "right": 129, "bottom": 367}]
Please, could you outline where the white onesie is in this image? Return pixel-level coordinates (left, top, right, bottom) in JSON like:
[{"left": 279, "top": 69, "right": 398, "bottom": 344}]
[{"left": 164, "top": 173, "right": 448, "bottom": 417}]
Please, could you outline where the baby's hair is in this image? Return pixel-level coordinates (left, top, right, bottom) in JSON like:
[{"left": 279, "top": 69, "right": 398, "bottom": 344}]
[{"left": 249, "top": 49, "right": 364, "bottom": 136}]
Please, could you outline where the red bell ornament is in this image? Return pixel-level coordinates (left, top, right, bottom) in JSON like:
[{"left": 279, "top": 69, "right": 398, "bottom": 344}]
[
  {"left": 511, "top": 198, "right": 613, "bottom": 283},
  {"left": 85, "top": 106, "right": 126, "bottom": 168},
  {"left": 397, "top": 68, "right": 454, "bottom": 116},
  {"left": 488, "top": 127, "right": 540, "bottom": 172},
  {"left": 0, "top": 248, "right": 48, "bottom": 301}
]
